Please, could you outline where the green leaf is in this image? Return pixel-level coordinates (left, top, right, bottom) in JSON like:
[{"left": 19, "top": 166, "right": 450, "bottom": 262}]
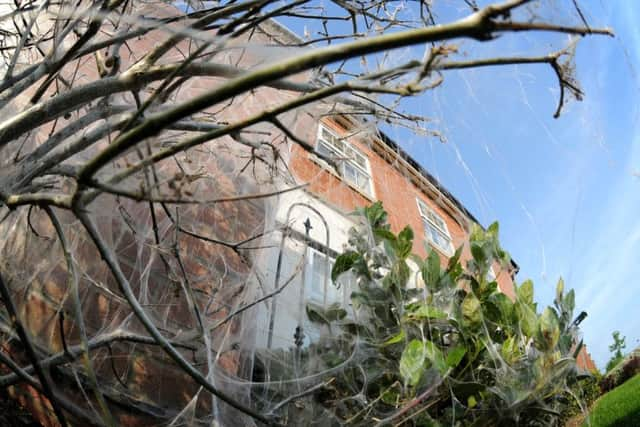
[
  {"left": 468, "top": 395, "right": 477, "bottom": 409},
  {"left": 382, "top": 330, "right": 405, "bottom": 346},
  {"left": 381, "top": 388, "right": 400, "bottom": 406},
  {"left": 537, "top": 307, "right": 560, "bottom": 351},
  {"left": 361, "top": 201, "right": 388, "bottom": 229},
  {"left": 446, "top": 346, "right": 466, "bottom": 368},
  {"left": 462, "top": 293, "right": 481, "bottom": 327},
  {"left": 470, "top": 224, "right": 484, "bottom": 243},
  {"left": 447, "top": 246, "right": 463, "bottom": 271},
  {"left": 388, "top": 260, "right": 410, "bottom": 289},
  {"left": 306, "top": 305, "right": 329, "bottom": 326},
  {"left": 425, "top": 340, "right": 447, "bottom": 375},
  {"left": 325, "top": 303, "right": 348, "bottom": 322},
  {"left": 517, "top": 280, "right": 534, "bottom": 306},
  {"left": 332, "top": 251, "right": 360, "bottom": 282},
  {"left": 470, "top": 243, "right": 486, "bottom": 265},
  {"left": 487, "top": 222, "right": 499, "bottom": 239},
  {"left": 406, "top": 304, "right": 447, "bottom": 321},
  {"left": 446, "top": 246, "right": 464, "bottom": 282},
  {"left": 516, "top": 301, "right": 537, "bottom": 338},
  {"left": 422, "top": 249, "right": 441, "bottom": 291},
  {"left": 397, "top": 226, "right": 414, "bottom": 259},
  {"left": 350, "top": 291, "right": 369, "bottom": 310},
  {"left": 339, "top": 321, "right": 370, "bottom": 337},
  {"left": 400, "top": 339, "right": 427, "bottom": 386},
  {"left": 373, "top": 228, "right": 396, "bottom": 243},
  {"left": 489, "top": 293, "right": 514, "bottom": 325},
  {"left": 564, "top": 289, "right": 575, "bottom": 314},
  {"left": 415, "top": 414, "right": 441, "bottom": 427},
  {"left": 452, "top": 381, "right": 485, "bottom": 401},
  {"left": 555, "top": 277, "right": 564, "bottom": 304},
  {"left": 483, "top": 300, "right": 502, "bottom": 323},
  {"left": 500, "top": 336, "right": 519, "bottom": 365}
]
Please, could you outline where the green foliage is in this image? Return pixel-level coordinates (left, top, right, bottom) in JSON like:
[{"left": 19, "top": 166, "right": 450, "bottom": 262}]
[
  {"left": 559, "top": 372, "right": 602, "bottom": 425},
  {"left": 606, "top": 355, "right": 625, "bottom": 374},
  {"left": 292, "top": 203, "right": 589, "bottom": 426},
  {"left": 601, "top": 353, "right": 640, "bottom": 393},
  {"left": 609, "top": 331, "right": 627, "bottom": 356},
  {"left": 605, "top": 331, "right": 627, "bottom": 373}
]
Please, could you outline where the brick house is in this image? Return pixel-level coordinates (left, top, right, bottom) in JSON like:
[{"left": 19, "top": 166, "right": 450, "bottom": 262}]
[
  {"left": 244, "top": 20, "right": 597, "bottom": 372},
  {"left": 258, "top": 107, "right": 597, "bottom": 364},
  {"left": 0, "top": 8, "right": 597, "bottom": 427}
]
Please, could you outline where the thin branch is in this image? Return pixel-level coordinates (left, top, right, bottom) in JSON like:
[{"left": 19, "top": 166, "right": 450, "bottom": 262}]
[
  {"left": 76, "top": 6, "right": 611, "bottom": 180},
  {"left": 0, "top": 327, "right": 198, "bottom": 387},
  {"left": 44, "top": 206, "right": 117, "bottom": 427},
  {"left": 0, "top": 271, "right": 69, "bottom": 426},
  {"left": 268, "top": 378, "right": 335, "bottom": 416},
  {"left": 75, "top": 209, "right": 279, "bottom": 426}
]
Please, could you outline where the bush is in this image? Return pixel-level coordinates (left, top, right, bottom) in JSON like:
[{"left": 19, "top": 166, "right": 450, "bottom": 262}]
[
  {"left": 262, "top": 202, "right": 593, "bottom": 426},
  {"left": 559, "top": 372, "right": 602, "bottom": 424},
  {"left": 621, "top": 356, "right": 640, "bottom": 381},
  {"left": 601, "top": 355, "right": 640, "bottom": 393}
]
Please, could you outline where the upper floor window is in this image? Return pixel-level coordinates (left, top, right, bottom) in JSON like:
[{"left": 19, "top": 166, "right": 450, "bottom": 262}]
[
  {"left": 416, "top": 198, "right": 454, "bottom": 256},
  {"left": 315, "top": 125, "right": 373, "bottom": 197}
]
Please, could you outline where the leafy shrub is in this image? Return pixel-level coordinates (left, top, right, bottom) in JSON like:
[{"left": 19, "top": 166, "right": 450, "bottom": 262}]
[
  {"left": 621, "top": 356, "right": 640, "bottom": 381},
  {"left": 601, "top": 354, "right": 640, "bottom": 393},
  {"left": 605, "top": 355, "right": 624, "bottom": 374},
  {"left": 559, "top": 372, "right": 602, "bottom": 424},
  {"left": 267, "top": 202, "right": 590, "bottom": 426}
]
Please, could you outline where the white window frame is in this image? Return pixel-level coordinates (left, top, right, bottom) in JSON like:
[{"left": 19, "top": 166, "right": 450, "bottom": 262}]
[
  {"left": 305, "top": 247, "right": 353, "bottom": 307},
  {"left": 306, "top": 247, "right": 335, "bottom": 306},
  {"left": 416, "top": 198, "right": 454, "bottom": 256},
  {"left": 315, "top": 125, "right": 374, "bottom": 197},
  {"left": 303, "top": 247, "right": 355, "bottom": 346}
]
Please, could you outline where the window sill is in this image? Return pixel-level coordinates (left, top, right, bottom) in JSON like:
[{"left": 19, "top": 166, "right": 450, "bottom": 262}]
[{"left": 307, "top": 152, "right": 376, "bottom": 203}]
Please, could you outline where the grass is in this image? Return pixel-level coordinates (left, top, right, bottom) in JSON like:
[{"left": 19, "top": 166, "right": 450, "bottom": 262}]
[{"left": 582, "top": 374, "right": 640, "bottom": 427}]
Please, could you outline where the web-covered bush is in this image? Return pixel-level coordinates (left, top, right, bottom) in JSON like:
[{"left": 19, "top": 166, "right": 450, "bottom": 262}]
[
  {"left": 559, "top": 372, "right": 601, "bottom": 425},
  {"left": 263, "top": 202, "right": 592, "bottom": 426}
]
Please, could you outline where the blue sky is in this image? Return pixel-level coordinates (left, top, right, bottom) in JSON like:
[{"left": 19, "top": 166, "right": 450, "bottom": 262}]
[
  {"left": 380, "top": 1, "right": 639, "bottom": 369},
  {"left": 281, "top": 1, "right": 639, "bottom": 369}
]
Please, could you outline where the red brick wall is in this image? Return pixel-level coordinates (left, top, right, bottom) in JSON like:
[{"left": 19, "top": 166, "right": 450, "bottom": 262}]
[
  {"left": 576, "top": 346, "right": 598, "bottom": 372},
  {"left": 289, "top": 119, "right": 517, "bottom": 299}
]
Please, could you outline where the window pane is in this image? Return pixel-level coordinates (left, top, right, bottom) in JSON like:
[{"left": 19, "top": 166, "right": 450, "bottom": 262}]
[
  {"left": 343, "top": 163, "right": 357, "bottom": 185},
  {"left": 356, "top": 171, "right": 371, "bottom": 194},
  {"left": 427, "top": 211, "right": 446, "bottom": 231},
  {"left": 343, "top": 144, "right": 354, "bottom": 159},
  {"left": 317, "top": 141, "right": 334, "bottom": 158},
  {"left": 417, "top": 199, "right": 427, "bottom": 217},
  {"left": 353, "top": 151, "right": 367, "bottom": 169},
  {"left": 425, "top": 222, "right": 451, "bottom": 254},
  {"left": 321, "top": 128, "right": 333, "bottom": 142},
  {"left": 317, "top": 125, "right": 371, "bottom": 192},
  {"left": 307, "top": 251, "right": 344, "bottom": 305},
  {"left": 308, "top": 251, "right": 326, "bottom": 301}
]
